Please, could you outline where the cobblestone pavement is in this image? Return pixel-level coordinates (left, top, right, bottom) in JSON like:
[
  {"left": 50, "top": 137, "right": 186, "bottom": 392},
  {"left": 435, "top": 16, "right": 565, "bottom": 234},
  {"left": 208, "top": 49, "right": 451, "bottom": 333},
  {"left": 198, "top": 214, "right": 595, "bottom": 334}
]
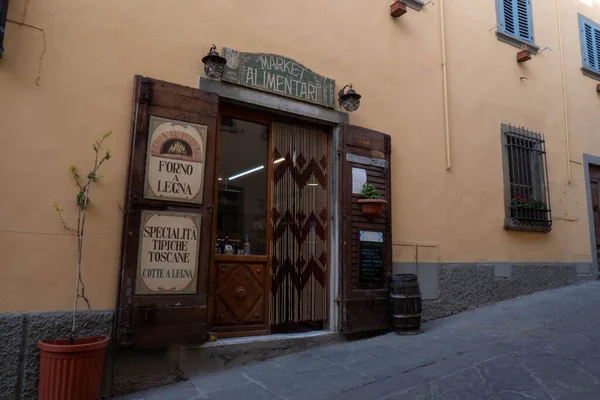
[{"left": 112, "top": 281, "right": 600, "bottom": 400}]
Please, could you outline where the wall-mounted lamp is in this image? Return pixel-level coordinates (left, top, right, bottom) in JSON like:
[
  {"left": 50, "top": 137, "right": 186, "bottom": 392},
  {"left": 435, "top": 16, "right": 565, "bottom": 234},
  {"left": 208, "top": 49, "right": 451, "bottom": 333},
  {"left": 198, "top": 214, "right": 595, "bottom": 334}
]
[
  {"left": 338, "top": 84, "right": 361, "bottom": 112},
  {"left": 202, "top": 44, "right": 227, "bottom": 79}
]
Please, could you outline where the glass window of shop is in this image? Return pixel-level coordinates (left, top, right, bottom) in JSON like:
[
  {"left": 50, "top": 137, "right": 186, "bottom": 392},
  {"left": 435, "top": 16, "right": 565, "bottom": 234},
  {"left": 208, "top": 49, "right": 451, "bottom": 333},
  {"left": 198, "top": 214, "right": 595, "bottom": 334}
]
[{"left": 215, "top": 118, "right": 268, "bottom": 255}]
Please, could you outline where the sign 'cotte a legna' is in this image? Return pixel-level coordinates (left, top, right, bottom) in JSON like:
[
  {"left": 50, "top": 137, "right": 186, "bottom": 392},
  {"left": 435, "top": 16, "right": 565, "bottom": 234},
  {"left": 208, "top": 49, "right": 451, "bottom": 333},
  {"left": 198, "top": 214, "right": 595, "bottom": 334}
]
[
  {"left": 136, "top": 211, "right": 201, "bottom": 295},
  {"left": 144, "top": 116, "right": 207, "bottom": 204},
  {"left": 222, "top": 47, "right": 336, "bottom": 108}
]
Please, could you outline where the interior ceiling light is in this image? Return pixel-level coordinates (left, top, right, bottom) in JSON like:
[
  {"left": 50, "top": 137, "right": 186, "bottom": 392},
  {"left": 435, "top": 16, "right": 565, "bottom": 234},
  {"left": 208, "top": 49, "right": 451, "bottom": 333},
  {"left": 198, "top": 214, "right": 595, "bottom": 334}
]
[{"left": 228, "top": 165, "right": 264, "bottom": 181}]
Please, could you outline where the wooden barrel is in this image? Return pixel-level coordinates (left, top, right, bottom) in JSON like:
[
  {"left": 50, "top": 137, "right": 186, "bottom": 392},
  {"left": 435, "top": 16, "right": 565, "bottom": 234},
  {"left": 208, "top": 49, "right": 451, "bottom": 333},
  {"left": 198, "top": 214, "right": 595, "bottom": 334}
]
[{"left": 390, "top": 274, "right": 422, "bottom": 335}]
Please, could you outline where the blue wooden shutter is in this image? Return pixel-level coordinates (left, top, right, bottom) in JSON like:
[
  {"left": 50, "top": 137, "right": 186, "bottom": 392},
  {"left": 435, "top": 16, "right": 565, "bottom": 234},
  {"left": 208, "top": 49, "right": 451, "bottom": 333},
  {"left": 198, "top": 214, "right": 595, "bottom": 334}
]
[
  {"left": 515, "top": 0, "right": 533, "bottom": 42},
  {"left": 500, "top": 0, "right": 533, "bottom": 43},
  {"left": 501, "top": 0, "right": 517, "bottom": 36},
  {"left": 582, "top": 20, "right": 600, "bottom": 72}
]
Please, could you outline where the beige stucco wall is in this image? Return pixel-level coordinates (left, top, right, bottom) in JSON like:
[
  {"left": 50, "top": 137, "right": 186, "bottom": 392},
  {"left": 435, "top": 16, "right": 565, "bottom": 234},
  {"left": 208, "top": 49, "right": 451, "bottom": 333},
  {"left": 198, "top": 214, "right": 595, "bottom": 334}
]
[{"left": 1, "top": 0, "right": 599, "bottom": 312}]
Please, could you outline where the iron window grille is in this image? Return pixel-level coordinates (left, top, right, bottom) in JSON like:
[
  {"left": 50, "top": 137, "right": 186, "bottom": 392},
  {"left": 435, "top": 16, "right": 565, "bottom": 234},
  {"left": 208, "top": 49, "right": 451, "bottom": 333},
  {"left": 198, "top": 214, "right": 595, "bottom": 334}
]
[{"left": 501, "top": 124, "right": 552, "bottom": 232}]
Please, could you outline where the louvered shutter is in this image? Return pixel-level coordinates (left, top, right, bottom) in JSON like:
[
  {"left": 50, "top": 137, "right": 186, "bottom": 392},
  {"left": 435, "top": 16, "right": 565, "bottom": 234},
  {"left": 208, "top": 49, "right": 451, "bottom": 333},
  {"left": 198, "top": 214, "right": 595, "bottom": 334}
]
[
  {"left": 583, "top": 21, "right": 600, "bottom": 72},
  {"left": 501, "top": 0, "right": 533, "bottom": 43},
  {"left": 339, "top": 125, "right": 393, "bottom": 334}
]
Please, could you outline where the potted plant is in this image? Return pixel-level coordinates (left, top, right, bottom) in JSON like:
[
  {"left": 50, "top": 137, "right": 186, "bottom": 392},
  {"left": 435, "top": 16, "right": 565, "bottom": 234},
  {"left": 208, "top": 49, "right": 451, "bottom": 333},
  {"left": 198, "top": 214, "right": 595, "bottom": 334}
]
[
  {"left": 358, "top": 183, "right": 387, "bottom": 219},
  {"left": 512, "top": 194, "right": 549, "bottom": 221},
  {"left": 38, "top": 132, "right": 112, "bottom": 400}
]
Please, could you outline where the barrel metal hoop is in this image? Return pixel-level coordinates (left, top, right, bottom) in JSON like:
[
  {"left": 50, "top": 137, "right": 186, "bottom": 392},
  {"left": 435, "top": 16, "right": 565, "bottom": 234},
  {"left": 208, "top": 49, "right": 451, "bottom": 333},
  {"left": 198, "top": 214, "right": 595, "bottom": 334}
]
[
  {"left": 392, "top": 313, "right": 422, "bottom": 318},
  {"left": 390, "top": 294, "right": 421, "bottom": 299}
]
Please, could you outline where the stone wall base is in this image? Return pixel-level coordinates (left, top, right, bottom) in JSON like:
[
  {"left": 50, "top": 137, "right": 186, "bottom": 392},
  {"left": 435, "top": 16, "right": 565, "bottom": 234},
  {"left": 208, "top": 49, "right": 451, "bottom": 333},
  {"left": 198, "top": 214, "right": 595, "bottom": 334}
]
[{"left": 422, "top": 263, "right": 597, "bottom": 321}]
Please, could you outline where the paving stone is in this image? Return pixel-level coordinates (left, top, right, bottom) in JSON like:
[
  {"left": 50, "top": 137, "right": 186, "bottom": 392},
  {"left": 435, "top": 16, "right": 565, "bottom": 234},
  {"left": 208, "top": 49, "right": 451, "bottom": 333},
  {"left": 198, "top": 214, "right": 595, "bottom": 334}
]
[
  {"left": 301, "top": 364, "right": 375, "bottom": 393},
  {"left": 518, "top": 356, "right": 600, "bottom": 393},
  {"left": 306, "top": 346, "right": 375, "bottom": 366},
  {"left": 576, "top": 353, "right": 600, "bottom": 380},
  {"left": 477, "top": 354, "right": 536, "bottom": 387},
  {"left": 273, "top": 352, "right": 333, "bottom": 372},
  {"left": 545, "top": 333, "right": 600, "bottom": 359},
  {"left": 206, "top": 383, "right": 282, "bottom": 400},
  {"left": 383, "top": 384, "right": 431, "bottom": 399},
  {"left": 409, "top": 345, "right": 512, "bottom": 382},
  {"left": 348, "top": 347, "right": 434, "bottom": 379},
  {"left": 244, "top": 363, "right": 333, "bottom": 400},
  {"left": 430, "top": 368, "right": 499, "bottom": 400},
  {"left": 392, "top": 337, "right": 474, "bottom": 360},
  {"left": 141, "top": 381, "right": 200, "bottom": 400},
  {"left": 110, "top": 393, "right": 146, "bottom": 400},
  {"left": 323, "top": 374, "right": 427, "bottom": 400},
  {"left": 493, "top": 383, "right": 551, "bottom": 400},
  {"left": 189, "top": 369, "right": 250, "bottom": 394}
]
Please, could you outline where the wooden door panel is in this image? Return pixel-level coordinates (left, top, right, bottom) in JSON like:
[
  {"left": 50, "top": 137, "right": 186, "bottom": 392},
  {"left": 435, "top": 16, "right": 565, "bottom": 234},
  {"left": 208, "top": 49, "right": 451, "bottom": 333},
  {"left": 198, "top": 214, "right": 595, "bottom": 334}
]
[
  {"left": 215, "top": 261, "right": 268, "bottom": 326},
  {"left": 340, "top": 125, "right": 392, "bottom": 334},
  {"left": 116, "top": 76, "right": 218, "bottom": 349}
]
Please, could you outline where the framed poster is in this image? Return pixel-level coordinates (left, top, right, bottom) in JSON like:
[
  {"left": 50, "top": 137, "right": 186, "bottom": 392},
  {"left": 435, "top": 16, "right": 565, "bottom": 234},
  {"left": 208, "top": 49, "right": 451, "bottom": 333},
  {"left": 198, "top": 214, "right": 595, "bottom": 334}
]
[
  {"left": 136, "top": 210, "right": 201, "bottom": 295},
  {"left": 144, "top": 116, "right": 207, "bottom": 204}
]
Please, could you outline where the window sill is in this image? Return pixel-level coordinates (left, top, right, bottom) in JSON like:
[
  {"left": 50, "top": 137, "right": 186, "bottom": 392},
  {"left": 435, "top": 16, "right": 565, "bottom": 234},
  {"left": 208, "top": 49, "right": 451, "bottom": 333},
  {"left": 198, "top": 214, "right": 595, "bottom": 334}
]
[
  {"left": 496, "top": 31, "right": 540, "bottom": 55},
  {"left": 581, "top": 66, "right": 600, "bottom": 82},
  {"left": 403, "top": 0, "right": 425, "bottom": 11},
  {"left": 504, "top": 218, "right": 552, "bottom": 233}
]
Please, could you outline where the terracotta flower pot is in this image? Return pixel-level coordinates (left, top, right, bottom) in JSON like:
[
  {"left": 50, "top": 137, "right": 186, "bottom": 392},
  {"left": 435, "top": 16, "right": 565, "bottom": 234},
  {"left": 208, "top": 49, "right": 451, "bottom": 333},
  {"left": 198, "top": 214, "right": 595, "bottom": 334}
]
[
  {"left": 38, "top": 336, "right": 109, "bottom": 400},
  {"left": 390, "top": 1, "right": 407, "bottom": 17},
  {"left": 358, "top": 199, "right": 387, "bottom": 219}
]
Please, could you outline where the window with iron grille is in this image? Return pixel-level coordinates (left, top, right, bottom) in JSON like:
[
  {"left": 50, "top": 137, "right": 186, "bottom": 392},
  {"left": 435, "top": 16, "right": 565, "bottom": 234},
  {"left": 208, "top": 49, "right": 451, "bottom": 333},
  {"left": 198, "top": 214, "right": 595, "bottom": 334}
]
[
  {"left": 578, "top": 14, "right": 600, "bottom": 81},
  {"left": 501, "top": 124, "right": 552, "bottom": 232},
  {"left": 495, "top": 0, "right": 539, "bottom": 53}
]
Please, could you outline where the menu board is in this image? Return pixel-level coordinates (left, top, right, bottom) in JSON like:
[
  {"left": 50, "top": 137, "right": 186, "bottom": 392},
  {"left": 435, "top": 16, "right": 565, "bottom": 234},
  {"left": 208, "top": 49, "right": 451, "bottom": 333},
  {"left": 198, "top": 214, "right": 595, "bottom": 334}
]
[{"left": 359, "top": 231, "right": 384, "bottom": 283}]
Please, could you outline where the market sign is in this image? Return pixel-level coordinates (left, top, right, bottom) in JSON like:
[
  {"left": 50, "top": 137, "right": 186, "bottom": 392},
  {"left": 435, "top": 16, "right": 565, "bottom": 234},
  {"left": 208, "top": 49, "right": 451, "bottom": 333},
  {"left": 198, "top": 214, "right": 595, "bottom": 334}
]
[
  {"left": 136, "top": 211, "right": 201, "bottom": 295},
  {"left": 221, "top": 47, "right": 336, "bottom": 108},
  {"left": 144, "top": 116, "right": 207, "bottom": 204}
]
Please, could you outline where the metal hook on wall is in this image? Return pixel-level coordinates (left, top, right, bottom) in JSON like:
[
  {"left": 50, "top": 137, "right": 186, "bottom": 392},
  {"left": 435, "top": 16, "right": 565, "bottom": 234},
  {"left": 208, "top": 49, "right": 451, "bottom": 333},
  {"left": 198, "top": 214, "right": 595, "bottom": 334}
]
[
  {"left": 539, "top": 47, "right": 552, "bottom": 54},
  {"left": 489, "top": 23, "right": 503, "bottom": 32}
]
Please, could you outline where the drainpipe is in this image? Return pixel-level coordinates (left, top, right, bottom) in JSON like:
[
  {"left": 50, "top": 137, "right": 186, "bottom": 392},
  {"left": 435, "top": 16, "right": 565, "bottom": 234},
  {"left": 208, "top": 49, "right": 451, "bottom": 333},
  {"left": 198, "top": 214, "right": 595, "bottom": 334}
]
[
  {"left": 439, "top": 0, "right": 451, "bottom": 171},
  {"left": 555, "top": 0, "right": 571, "bottom": 183}
]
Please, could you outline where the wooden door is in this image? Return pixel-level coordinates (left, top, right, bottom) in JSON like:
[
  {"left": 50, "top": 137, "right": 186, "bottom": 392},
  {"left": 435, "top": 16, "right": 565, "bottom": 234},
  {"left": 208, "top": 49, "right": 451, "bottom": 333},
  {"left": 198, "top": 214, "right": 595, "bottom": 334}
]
[
  {"left": 590, "top": 165, "right": 600, "bottom": 271},
  {"left": 115, "top": 76, "right": 218, "bottom": 348},
  {"left": 340, "top": 124, "right": 392, "bottom": 334}
]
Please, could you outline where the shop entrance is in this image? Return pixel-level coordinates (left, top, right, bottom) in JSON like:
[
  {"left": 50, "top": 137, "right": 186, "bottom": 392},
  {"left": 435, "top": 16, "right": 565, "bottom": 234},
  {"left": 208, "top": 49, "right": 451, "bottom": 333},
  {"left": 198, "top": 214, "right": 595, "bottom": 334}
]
[
  {"left": 116, "top": 77, "right": 392, "bottom": 348},
  {"left": 210, "top": 106, "right": 330, "bottom": 337}
]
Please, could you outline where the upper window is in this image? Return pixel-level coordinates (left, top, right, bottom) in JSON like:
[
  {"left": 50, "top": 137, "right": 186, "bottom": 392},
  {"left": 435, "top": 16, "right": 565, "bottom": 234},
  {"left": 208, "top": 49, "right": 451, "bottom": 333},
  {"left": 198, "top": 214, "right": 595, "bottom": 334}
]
[
  {"left": 496, "top": 0, "right": 538, "bottom": 52},
  {"left": 501, "top": 124, "right": 552, "bottom": 232},
  {"left": 578, "top": 14, "right": 600, "bottom": 80}
]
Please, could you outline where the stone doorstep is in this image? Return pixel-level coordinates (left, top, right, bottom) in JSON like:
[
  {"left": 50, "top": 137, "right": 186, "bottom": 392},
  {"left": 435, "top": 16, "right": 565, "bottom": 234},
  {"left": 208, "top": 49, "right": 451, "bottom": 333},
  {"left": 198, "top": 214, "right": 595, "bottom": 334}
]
[{"left": 178, "top": 330, "right": 341, "bottom": 379}]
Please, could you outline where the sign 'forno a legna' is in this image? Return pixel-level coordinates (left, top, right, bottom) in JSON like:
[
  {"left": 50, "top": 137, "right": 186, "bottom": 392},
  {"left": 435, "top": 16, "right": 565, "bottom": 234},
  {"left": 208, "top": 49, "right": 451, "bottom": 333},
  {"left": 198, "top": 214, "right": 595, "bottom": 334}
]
[
  {"left": 144, "top": 116, "right": 207, "bottom": 204},
  {"left": 136, "top": 211, "right": 201, "bottom": 295},
  {"left": 222, "top": 47, "right": 336, "bottom": 108}
]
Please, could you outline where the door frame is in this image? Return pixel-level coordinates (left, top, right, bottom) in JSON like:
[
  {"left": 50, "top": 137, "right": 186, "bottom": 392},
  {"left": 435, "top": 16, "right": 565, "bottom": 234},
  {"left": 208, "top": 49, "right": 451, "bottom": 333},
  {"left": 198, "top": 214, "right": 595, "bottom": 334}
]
[
  {"left": 200, "top": 78, "right": 349, "bottom": 333},
  {"left": 583, "top": 153, "right": 600, "bottom": 274},
  {"left": 208, "top": 98, "right": 340, "bottom": 335}
]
